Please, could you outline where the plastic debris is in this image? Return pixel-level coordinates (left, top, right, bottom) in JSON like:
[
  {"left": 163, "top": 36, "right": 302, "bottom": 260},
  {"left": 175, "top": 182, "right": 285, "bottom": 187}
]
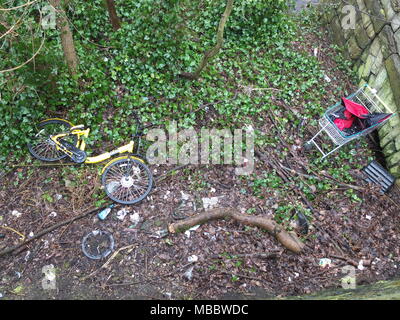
[
  {"left": 183, "top": 266, "right": 194, "bottom": 281},
  {"left": 129, "top": 212, "right": 140, "bottom": 227},
  {"left": 55, "top": 194, "right": 63, "bottom": 201},
  {"left": 185, "top": 225, "right": 201, "bottom": 238},
  {"left": 24, "top": 250, "right": 31, "bottom": 262},
  {"left": 116, "top": 208, "right": 129, "bottom": 221},
  {"left": 358, "top": 260, "right": 365, "bottom": 271},
  {"left": 188, "top": 255, "right": 198, "bottom": 263},
  {"left": 28, "top": 232, "right": 34, "bottom": 238},
  {"left": 97, "top": 204, "right": 115, "bottom": 221},
  {"left": 0, "top": 293, "right": 3, "bottom": 298},
  {"left": 49, "top": 212, "right": 57, "bottom": 218},
  {"left": 149, "top": 229, "right": 169, "bottom": 239},
  {"left": 81, "top": 230, "right": 115, "bottom": 260},
  {"left": 164, "top": 292, "right": 172, "bottom": 299},
  {"left": 180, "top": 191, "right": 190, "bottom": 201},
  {"left": 319, "top": 258, "right": 332, "bottom": 268},
  {"left": 324, "top": 74, "right": 331, "bottom": 83},
  {"left": 11, "top": 210, "right": 22, "bottom": 218}
]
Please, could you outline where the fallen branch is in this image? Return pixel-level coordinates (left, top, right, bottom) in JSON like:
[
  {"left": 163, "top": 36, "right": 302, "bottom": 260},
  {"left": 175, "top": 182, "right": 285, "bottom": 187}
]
[{"left": 168, "top": 208, "right": 305, "bottom": 254}]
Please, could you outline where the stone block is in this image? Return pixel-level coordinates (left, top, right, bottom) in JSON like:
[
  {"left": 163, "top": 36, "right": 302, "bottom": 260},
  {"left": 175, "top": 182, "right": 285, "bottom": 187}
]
[
  {"left": 382, "top": 0, "right": 396, "bottom": 20},
  {"left": 392, "top": 0, "right": 400, "bottom": 13},
  {"left": 347, "top": 36, "right": 363, "bottom": 59},
  {"left": 371, "top": 67, "right": 388, "bottom": 91},
  {"left": 364, "top": 0, "right": 388, "bottom": 33},
  {"left": 384, "top": 54, "right": 400, "bottom": 107},
  {"left": 381, "top": 126, "right": 400, "bottom": 147},
  {"left": 391, "top": 13, "right": 400, "bottom": 32},
  {"left": 355, "top": 22, "right": 371, "bottom": 49},
  {"left": 370, "top": 38, "right": 382, "bottom": 56},
  {"left": 384, "top": 141, "right": 397, "bottom": 156},
  {"left": 395, "top": 27, "right": 400, "bottom": 54},
  {"left": 371, "top": 49, "right": 384, "bottom": 75},
  {"left": 379, "top": 25, "right": 399, "bottom": 60},
  {"left": 387, "top": 149, "right": 400, "bottom": 167}
]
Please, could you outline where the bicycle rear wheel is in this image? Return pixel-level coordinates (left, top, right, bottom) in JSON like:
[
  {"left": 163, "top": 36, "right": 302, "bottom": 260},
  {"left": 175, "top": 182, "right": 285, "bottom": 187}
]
[
  {"left": 27, "top": 119, "right": 78, "bottom": 162},
  {"left": 101, "top": 158, "right": 153, "bottom": 205}
]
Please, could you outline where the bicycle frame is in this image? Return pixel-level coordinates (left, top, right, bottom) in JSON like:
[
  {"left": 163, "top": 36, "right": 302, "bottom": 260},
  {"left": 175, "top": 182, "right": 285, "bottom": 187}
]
[{"left": 50, "top": 127, "right": 140, "bottom": 168}]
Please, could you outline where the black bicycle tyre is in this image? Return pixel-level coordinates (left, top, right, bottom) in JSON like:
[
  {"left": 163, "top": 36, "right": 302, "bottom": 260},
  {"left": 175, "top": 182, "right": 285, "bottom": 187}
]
[
  {"left": 101, "top": 158, "right": 153, "bottom": 205},
  {"left": 81, "top": 230, "right": 115, "bottom": 260},
  {"left": 27, "top": 119, "right": 78, "bottom": 162}
]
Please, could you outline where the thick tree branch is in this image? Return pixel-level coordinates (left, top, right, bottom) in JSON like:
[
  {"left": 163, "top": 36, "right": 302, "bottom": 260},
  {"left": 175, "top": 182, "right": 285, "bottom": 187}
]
[
  {"left": 180, "top": 0, "right": 234, "bottom": 80},
  {"left": 169, "top": 208, "right": 305, "bottom": 254}
]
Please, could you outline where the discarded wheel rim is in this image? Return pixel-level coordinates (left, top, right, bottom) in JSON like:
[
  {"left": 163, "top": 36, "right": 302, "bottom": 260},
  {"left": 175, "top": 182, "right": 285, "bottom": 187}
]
[{"left": 81, "top": 230, "right": 115, "bottom": 260}]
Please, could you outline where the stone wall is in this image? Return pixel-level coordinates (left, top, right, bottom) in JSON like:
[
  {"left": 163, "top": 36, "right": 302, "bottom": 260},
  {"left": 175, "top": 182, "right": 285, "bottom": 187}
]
[{"left": 320, "top": 0, "right": 400, "bottom": 178}]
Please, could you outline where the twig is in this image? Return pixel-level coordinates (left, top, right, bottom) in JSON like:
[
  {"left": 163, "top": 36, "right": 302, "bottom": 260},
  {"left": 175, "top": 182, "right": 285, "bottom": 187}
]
[{"left": 0, "top": 0, "right": 39, "bottom": 11}]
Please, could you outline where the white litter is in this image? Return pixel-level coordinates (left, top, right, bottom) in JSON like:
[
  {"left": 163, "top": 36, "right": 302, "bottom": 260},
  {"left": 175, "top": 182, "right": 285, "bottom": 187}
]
[
  {"left": 11, "top": 210, "right": 22, "bottom": 218},
  {"left": 365, "top": 215, "right": 372, "bottom": 220},
  {"left": 319, "top": 258, "right": 332, "bottom": 268},
  {"left": 49, "top": 212, "right": 57, "bottom": 218},
  {"left": 55, "top": 194, "right": 62, "bottom": 201},
  {"left": 314, "top": 47, "right": 319, "bottom": 57},
  {"left": 180, "top": 191, "right": 190, "bottom": 201},
  {"left": 129, "top": 212, "right": 140, "bottom": 226},
  {"left": 116, "top": 208, "right": 129, "bottom": 221},
  {"left": 184, "top": 266, "right": 194, "bottom": 281},
  {"left": 185, "top": 225, "right": 200, "bottom": 238},
  {"left": 358, "top": 260, "right": 365, "bottom": 271},
  {"left": 188, "top": 255, "right": 199, "bottom": 263},
  {"left": 324, "top": 74, "right": 331, "bottom": 83}
]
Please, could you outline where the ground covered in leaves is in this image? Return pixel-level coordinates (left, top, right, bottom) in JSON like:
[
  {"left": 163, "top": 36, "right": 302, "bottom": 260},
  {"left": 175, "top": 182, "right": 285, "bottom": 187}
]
[{"left": 1, "top": 8, "right": 400, "bottom": 300}]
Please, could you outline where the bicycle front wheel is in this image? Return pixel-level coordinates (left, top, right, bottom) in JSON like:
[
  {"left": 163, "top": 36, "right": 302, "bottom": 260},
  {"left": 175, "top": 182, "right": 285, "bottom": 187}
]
[
  {"left": 27, "top": 119, "right": 78, "bottom": 162},
  {"left": 101, "top": 158, "right": 153, "bottom": 205}
]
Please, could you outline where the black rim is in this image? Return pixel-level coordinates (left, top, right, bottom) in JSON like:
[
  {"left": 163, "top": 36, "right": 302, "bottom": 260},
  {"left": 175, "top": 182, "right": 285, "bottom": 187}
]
[
  {"left": 102, "top": 158, "right": 153, "bottom": 205},
  {"left": 27, "top": 120, "right": 78, "bottom": 161}
]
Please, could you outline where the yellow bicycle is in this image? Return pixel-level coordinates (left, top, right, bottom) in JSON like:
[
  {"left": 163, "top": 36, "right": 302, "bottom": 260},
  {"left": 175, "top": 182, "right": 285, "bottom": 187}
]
[{"left": 27, "top": 117, "right": 153, "bottom": 205}]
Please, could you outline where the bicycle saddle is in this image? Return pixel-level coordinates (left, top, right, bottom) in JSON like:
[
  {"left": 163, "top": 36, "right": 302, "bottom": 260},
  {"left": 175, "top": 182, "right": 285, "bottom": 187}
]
[{"left": 70, "top": 124, "right": 85, "bottom": 131}]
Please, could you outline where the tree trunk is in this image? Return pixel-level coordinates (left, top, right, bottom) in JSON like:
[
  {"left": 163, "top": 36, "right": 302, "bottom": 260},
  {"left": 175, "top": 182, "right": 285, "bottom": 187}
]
[
  {"left": 180, "top": 0, "right": 234, "bottom": 80},
  {"left": 105, "top": 0, "right": 121, "bottom": 31},
  {"left": 49, "top": 0, "right": 78, "bottom": 75}
]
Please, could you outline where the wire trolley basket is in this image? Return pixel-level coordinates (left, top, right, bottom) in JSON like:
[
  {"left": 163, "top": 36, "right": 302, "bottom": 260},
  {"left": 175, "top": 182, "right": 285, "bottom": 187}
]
[{"left": 305, "top": 84, "right": 395, "bottom": 159}]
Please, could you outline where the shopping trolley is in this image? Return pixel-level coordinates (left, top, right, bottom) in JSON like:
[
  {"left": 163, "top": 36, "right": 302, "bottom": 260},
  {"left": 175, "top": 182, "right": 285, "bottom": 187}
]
[{"left": 305, "top": 84, "right": 395, "bottom": 159}]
